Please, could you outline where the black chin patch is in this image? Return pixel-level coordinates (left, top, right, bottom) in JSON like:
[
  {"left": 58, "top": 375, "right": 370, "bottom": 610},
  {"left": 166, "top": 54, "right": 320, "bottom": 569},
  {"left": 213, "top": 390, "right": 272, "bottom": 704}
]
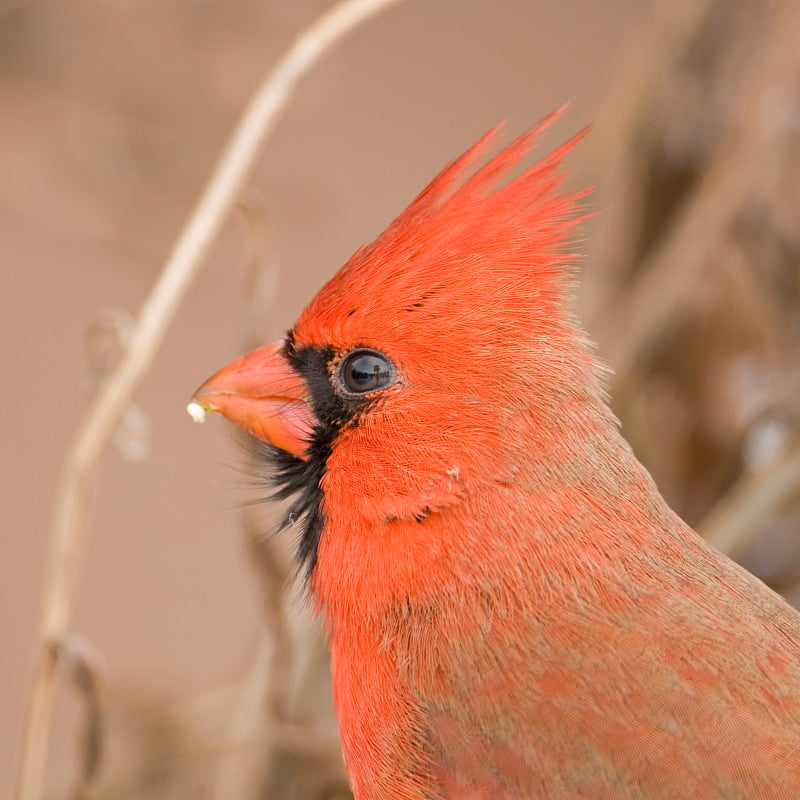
[
  {"left": 257, "top": 334, "right": 354, "bottom": 578},
  {"left": 266, "top": 435, "right": 329, "bottom": 577}
]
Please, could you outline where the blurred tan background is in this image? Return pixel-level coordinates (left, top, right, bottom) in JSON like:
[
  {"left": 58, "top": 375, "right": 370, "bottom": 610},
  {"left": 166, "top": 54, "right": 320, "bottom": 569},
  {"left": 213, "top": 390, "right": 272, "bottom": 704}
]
[{"left": 4, "top": 1, "right": 799, "bottom": 798}]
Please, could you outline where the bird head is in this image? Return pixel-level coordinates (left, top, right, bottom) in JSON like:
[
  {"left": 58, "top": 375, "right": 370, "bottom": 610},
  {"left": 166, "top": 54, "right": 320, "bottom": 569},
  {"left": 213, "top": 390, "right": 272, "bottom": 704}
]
[{"left": 190, "top": 110, "right": 604, "bottom": 608}]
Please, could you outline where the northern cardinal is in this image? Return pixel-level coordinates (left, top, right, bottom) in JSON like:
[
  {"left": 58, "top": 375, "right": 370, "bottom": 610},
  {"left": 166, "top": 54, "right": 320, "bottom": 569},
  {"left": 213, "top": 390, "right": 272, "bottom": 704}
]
[{"left": 189, "top": 111, "right": 800, "bottom": 799}]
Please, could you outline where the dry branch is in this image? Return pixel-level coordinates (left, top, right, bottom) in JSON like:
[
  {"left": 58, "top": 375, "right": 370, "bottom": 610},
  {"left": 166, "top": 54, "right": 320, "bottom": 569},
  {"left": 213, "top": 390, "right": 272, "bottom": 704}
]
[
  {"left": 61, "top": 638, "right": 104, "bottom": 800},
  {"left": 580, "top": 0, "right": 716, "bottom": 188},
  {"left": 577, "top": 0, "right": 717, "bottom": 323},
  {"left": 596, "top": 0, "right": 800, "bottom": 393},
  {"left": 15, "top": 1, "right": 404, "bottom": 797}
]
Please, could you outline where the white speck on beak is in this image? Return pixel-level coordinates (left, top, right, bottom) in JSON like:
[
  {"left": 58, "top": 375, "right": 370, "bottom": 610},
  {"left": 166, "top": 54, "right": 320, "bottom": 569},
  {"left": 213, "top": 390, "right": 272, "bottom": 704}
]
[{"left": 186, "top": 401, "right": 207, "bottom": 424}]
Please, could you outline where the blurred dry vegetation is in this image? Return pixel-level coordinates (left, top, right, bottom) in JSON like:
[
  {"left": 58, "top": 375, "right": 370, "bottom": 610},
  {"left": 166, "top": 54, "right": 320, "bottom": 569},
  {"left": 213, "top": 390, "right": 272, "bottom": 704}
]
[
  {"left": 582, "top": 0, "right": 800, "bottom": 588},
  {"left": 5, "top": 0, "right": 800, "bottom": 798}
]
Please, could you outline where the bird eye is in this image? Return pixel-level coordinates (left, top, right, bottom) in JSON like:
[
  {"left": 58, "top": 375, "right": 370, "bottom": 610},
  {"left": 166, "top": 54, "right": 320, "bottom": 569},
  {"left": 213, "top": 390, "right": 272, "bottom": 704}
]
[{"left": 337, "top": 349, "right": 396, "bottom": 395}]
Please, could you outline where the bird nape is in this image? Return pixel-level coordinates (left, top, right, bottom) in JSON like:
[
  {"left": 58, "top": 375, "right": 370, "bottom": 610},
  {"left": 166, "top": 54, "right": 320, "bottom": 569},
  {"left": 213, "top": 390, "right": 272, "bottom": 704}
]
[{"left": 189, "top": 109, "right": 800, "bottom": 800}]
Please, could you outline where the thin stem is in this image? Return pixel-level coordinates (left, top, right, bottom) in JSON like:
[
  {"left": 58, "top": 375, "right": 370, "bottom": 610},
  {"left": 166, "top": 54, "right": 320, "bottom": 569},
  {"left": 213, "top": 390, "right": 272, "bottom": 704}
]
[{"left": 14, "top": 1, "right": 403, "bottom": 797}]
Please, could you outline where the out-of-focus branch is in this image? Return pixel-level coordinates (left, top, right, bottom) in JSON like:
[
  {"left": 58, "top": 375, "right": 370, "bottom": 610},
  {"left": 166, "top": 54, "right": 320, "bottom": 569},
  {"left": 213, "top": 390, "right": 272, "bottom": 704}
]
[
  {"left": 208, "top": 197, "right": 284, "bottom": 800},
  {"left": 579, "top": 0, "right": 715, "bottom": 187},
  {"left": 211, "top": 504, "right": 294, "bottom": 799},
  {"left": 699, "top": 442, "right": 800, "bottom": 560},
  {"left": 595, "top": 0, "right": 800, "bottom": 395},
  {"left": 62, "top": 639, "right": 104, "bottom": 800},
  {"left": 577, "top": 0, "right": 716, "bottom": 323},
  {"left": 15, "top": 1, "right": 404, "bottom": 797},
  {"left": 211, "top": 635, "right": 277, "bottom": 799},
  {"left": 236, "top": 193, "right": 281, "bottom": 349}
]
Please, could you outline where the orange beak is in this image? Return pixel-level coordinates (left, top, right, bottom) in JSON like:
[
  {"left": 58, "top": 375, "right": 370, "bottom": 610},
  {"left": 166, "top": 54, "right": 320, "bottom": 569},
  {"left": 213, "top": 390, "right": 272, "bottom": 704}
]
[{"left": 188, "top": 340, "right": 316, "bottom": 459}]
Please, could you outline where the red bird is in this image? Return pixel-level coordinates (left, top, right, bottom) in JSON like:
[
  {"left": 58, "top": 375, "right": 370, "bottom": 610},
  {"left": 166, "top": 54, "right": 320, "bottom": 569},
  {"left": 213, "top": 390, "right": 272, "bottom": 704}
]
[{"left": 190, "top": 112, "right": 800, "bottom": 799}]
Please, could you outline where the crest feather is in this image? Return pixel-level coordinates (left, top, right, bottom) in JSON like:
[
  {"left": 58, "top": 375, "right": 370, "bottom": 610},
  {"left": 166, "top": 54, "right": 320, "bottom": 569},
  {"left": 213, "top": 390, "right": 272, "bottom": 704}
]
[{"left": 295, "top": 107, "right": 592, "bottom": 349}]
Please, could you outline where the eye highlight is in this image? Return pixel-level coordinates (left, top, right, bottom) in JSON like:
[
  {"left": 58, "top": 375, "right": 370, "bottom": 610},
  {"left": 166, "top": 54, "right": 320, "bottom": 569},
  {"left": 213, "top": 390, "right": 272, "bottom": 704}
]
[{"left": 336, "top": 348, "right": 396, "bottom": 395}]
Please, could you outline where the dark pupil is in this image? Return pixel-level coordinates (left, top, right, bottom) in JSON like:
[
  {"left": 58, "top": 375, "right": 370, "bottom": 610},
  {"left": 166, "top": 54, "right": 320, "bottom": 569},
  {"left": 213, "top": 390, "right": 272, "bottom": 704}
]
[{"left": 343, "top": 352, "right": 392, "bottom": 393}]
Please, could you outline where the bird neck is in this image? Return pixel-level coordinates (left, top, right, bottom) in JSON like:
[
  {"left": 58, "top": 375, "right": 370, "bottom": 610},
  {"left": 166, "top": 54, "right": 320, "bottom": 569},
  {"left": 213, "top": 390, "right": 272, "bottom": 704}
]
[{"left": 312, "top": 394, "right": 688, "bottom": 632}]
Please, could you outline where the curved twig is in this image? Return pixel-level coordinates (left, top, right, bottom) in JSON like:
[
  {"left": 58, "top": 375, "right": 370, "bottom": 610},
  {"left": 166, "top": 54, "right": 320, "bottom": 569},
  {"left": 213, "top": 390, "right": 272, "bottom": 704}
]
[{"left": 14, "top": 1, "right": 404, "bottom": 797}]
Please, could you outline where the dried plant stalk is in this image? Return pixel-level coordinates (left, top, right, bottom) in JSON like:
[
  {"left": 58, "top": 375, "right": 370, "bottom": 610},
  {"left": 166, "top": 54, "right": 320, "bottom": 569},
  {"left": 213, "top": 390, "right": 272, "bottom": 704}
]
[
  {"left": 14, "top": 1, "right": 404, "bottom": 797},
  {"left": 597, "top": 0, "right": 800, "bottom": 389},
  {"left": 580, "top": 0, "right": 800, "bottom": 569},
  {"left": 61, "top": 638, "right": 104, "bottom": 800}
]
